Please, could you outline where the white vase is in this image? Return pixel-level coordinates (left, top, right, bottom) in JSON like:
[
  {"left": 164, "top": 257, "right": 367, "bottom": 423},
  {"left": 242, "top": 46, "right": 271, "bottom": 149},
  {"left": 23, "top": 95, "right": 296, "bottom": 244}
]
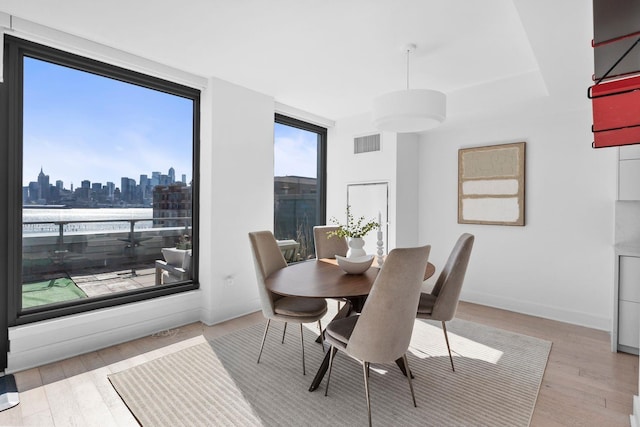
[{"left": 347, "top": 237, "right": 367, "bottom": 258}]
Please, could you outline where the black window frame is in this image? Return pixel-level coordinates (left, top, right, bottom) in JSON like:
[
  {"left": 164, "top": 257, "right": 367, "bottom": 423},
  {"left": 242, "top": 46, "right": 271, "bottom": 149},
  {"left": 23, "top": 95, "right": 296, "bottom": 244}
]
[
  {"left": 274, "top": 113, "right": 327, "bottom": 255},
  {"left": 1, "top": 35, "right": 200, "bottom": 326}
]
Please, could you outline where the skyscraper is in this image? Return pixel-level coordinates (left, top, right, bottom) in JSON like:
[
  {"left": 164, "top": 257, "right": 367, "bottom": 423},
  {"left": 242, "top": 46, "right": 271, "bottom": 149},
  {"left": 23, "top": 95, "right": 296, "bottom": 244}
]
[
  {"left": 37, "top": 167, "right": 50, "bottom": 202},
  {"left": 120, "top": 177, "right": 136, "bottom": 203}
]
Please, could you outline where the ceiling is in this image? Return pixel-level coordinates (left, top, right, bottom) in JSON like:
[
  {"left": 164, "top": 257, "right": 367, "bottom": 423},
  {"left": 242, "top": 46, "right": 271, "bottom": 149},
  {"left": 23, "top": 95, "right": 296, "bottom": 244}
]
[{"left": 0, "top": 0, "right": 593, "bottom": 124}]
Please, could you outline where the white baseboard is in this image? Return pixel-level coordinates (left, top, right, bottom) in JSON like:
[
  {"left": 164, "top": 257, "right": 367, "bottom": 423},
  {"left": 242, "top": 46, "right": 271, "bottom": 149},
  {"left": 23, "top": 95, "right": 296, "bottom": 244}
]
[
  {"left": 199, "top": 298, "right": 261, "bottom": 326},
  {"left": 631, "top": 395, "right": 640, "bottom": 427},
  {"left": 461, "top": 290, "right": 610, "bottom": 331}
]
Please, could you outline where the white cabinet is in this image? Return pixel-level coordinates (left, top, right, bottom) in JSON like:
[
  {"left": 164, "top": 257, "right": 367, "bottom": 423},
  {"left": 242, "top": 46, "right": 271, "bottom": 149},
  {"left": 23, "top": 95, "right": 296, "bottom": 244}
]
[
  {"left": 615, "top": 254, "right": 640, "bottom": 354},
  {"left": 619, "top": 160, "right": 640, "bottom": 200},
  {"left": 619, "top": 300, "right": 640, "bottom": 351},
  {"left": 613, "top": 201, "right": 640, "bottom": 354},
  {"left": 611, "top": 248, "right": 640, "bottom": 354},
  {"left": 619, "top": 256, "right": 640, "bottom": 353}
]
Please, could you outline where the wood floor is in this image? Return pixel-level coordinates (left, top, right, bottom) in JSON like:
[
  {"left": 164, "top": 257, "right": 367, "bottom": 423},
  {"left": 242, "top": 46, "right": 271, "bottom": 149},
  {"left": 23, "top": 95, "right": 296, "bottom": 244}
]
[{"left": 1, "top": 301, "right": 636, "bottom": 426}]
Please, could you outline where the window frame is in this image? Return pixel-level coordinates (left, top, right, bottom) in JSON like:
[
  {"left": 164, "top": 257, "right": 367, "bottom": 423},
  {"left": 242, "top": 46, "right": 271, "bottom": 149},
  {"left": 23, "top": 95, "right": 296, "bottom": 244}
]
[
  {"left": 1, "top": 35, "right": 200, "bottom": 326},
  {"left": 274, "top": 113, "right": 327, "bottom": 255}
]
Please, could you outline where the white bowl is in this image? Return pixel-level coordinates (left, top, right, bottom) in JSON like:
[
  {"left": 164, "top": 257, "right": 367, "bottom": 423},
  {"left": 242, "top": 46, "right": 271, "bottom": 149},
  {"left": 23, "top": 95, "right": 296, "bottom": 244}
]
[{"left": 335, "top": 255, "right": 375, "bottom": 274}]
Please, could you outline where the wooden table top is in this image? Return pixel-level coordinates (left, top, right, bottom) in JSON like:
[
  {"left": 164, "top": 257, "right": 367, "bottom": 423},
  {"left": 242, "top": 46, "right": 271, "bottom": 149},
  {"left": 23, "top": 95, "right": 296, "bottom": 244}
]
[{"left": 265, "top": 258, "right": 435, "bottom": 299}]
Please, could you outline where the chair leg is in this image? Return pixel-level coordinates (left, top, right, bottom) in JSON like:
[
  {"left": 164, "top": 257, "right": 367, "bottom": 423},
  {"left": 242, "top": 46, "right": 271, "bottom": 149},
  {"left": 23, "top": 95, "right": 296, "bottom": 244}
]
[
  {"left": 402, "top": 354, "right": 417, "bottom": 407},
  {"left": 317, "top": 320, "right": 324, "bottom": 347},
  {"left": 281, "top": 322, "right": 287, "bottom": 344},
  {"left": 442, "top": 321, "right": 455, "bottom": 372},
  {"left": 300, "top": 324, "right": 306, "bottom": 375},
  {"left": 257, "top": 319, "right": 271, "bottom": 364},
  {"left": 325, "top": 345, "right": 335, "bottom": 397},
  {"left": 362, "top": 361, "right": 372, "bottom": 427}
]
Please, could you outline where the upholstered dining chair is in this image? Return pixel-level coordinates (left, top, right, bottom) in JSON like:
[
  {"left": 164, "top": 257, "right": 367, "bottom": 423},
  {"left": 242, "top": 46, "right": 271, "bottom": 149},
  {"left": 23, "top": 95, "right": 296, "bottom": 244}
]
[
  {"left": 416, "top": 233, "right": 474, "bottom": 372},
  {"left": 248, "top": 231, "right": 328, "bottom": 375},
  {"left": 314, "top": 225, "right": 349, "bottom": 310},
  {"left": 324, "top": 245, "right": 430, "bottom": 427},
  {"left": 313, "top": 225, "right": 348, "bottom": 259}
]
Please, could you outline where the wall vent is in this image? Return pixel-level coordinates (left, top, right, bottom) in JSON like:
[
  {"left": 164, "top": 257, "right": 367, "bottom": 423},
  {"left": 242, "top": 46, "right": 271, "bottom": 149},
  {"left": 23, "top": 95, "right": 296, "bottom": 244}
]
[{"left": 354, "top": 134, "right": 381, "bottom": 154}]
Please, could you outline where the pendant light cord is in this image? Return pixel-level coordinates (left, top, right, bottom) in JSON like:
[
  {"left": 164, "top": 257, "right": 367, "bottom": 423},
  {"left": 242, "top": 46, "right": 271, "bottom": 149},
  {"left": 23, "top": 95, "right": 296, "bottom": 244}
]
[{"left": 406, "top": 48, "right": 410, "bottom": 90}]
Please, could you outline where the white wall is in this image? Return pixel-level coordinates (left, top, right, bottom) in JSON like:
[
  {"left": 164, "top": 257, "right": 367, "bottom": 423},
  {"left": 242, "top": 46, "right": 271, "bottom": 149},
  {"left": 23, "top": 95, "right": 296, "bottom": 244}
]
[
  {"left": 418, "top": 107, "right": 617, "bottom": 330},
  {"left": 202, "top": 77, "right": 274, "bottom": 325},
  {"left": 327, "top": 113, "right": 423, "bottom": 251},
  {"left": 396, "top": 133, "right": 420, "bottom": 247},
  {"left": 329, "top": 99, "right": 617, "bottom": 331}
]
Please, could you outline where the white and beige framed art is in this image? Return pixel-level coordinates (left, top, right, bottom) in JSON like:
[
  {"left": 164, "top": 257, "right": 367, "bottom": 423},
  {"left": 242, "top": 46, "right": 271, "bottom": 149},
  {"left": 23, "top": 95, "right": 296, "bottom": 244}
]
[{"left": 458, "top": 142, "right": 525, "bottom": 226}]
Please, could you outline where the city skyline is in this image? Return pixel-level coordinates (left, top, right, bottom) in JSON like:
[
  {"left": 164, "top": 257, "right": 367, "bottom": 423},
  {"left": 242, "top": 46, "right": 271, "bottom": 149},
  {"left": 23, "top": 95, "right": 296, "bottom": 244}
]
[
  {"left": 23, "top": 52, "right": 315, "bottom": 188},
  {"left": 30, "top": 165, "right": 189, "bottom": 192},
  {"left": 22, "top": 57, "right": 193, "bottom": 187}
]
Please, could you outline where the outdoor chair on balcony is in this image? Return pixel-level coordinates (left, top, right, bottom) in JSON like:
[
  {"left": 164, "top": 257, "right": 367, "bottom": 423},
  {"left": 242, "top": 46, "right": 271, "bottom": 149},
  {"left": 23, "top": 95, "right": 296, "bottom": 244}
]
[
  {"left": 155, "top": 248, "right": 192, "bottom": 285},
  {"left": 277, "top": 239, "right": 300, "bottom": 263}
]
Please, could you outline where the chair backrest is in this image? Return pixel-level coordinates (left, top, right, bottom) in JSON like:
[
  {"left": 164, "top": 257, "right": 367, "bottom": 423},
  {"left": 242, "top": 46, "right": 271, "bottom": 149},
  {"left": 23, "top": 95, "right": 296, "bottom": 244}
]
[
  {"left": 248, "top": 231, "right": 288, "bottom": 318},
  {"left": 347, "top": 245, "right": 430, "bottom": 363},
  {"left": 313, "top": 225, "right": 348, "bottom": 259},
  {"left": 430, "top": 233, "right": 475, "bottom": 321}
]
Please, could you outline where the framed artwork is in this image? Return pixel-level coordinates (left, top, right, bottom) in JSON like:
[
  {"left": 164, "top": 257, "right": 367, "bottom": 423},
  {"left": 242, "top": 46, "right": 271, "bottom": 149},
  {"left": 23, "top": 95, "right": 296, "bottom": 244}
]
[{"left": 458, "top": 142, "right": 525, "bottom": 226}]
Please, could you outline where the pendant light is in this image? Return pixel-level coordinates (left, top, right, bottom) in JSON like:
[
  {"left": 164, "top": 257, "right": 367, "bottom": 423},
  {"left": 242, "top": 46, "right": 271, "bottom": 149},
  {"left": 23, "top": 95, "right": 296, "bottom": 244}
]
[{"left": 372, "top": 44, "right": 446, "bottom": 133}]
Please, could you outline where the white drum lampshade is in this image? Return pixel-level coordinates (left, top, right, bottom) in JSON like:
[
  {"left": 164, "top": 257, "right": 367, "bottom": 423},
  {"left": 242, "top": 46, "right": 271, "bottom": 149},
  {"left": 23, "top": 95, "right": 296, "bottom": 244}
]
[{"left": 372, "top": 88, "right": 446, "bottom": 133}]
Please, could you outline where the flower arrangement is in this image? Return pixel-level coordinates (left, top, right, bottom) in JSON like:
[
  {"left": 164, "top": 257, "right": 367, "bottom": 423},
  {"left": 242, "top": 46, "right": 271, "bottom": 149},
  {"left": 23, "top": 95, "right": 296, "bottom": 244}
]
[
  {"left": 328, "top": 205, "right": 379, "bottom": 239},
  {"left": 176, "top": 234, "right": 192, "bottom": 250}
]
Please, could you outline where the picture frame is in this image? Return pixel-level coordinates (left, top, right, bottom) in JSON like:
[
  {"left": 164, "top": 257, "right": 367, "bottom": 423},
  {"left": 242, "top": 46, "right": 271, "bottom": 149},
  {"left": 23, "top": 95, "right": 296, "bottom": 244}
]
[{"left": 458, "top": 142, "right": 525, "bottom": 226}]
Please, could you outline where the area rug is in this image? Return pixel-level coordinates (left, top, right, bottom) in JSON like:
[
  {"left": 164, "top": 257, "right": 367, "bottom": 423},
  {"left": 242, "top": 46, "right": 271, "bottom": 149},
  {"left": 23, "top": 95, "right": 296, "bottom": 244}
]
[
  {"left": 22, "top": 277, "right": 88, "bottom": 308},
  {"left": 109, "top": 319, "right": 551, "bottom": 427}
]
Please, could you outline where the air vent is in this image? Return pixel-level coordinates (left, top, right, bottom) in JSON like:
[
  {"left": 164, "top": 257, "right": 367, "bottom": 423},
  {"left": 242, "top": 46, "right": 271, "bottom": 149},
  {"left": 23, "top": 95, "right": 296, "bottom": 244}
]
[{"left": 354, "top": 134, "right": 381, "bottom": 154}]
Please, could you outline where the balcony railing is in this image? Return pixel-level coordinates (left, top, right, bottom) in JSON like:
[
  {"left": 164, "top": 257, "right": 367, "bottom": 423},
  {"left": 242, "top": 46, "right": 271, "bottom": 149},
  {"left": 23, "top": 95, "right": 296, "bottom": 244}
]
[{"left": 22, "top": 217, "right": 191, "bottom": 283}]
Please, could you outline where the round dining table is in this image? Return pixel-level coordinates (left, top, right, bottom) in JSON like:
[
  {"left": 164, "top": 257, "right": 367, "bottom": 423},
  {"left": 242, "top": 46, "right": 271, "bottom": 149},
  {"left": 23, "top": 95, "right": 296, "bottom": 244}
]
[
  {"left": 265, "top": 258, "right": 435, "bottom": 298},
  {"left": 265, "top": 258, "right": 436, "bottom": 391}
]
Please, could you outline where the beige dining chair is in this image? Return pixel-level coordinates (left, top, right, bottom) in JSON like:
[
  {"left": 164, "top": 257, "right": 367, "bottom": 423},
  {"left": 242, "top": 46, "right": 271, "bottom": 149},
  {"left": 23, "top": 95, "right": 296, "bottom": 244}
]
[
  {"left": 248, "top": 231, "right": 328, "bottom": 375},
  {"left": 313, "top": 225, "right": 348, "bottom": 259},
  {"left": 416, "top": 233, "right": 474, "bottom": 372},
  {"left": 324, "top": 245, "right": 431, "bottom": 427},
  {"left": 314, "top": 225, "right": 349, "bottom": 310}
]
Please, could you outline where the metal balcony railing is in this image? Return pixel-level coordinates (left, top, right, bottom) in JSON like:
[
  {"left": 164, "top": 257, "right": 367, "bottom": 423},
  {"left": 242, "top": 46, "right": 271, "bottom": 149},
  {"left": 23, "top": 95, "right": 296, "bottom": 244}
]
[{"left": 22, "top": 217, "right": 191, "bottom": 282}]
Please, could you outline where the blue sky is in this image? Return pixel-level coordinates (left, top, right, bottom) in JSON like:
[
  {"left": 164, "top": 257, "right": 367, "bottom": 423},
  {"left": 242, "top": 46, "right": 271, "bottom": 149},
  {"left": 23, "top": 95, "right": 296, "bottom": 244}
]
[
  {"left": 22, "top": 57, "right": 193, "bottom": 188},
  {"left": 274, "top": 123, "right": 317, "bottom": 178}
]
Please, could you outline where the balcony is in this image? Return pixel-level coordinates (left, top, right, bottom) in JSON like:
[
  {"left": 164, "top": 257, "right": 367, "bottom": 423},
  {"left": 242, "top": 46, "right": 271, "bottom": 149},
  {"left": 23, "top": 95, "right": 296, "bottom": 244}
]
[{"left": 22, "top": 217, "right": 191, "bottom": 309}]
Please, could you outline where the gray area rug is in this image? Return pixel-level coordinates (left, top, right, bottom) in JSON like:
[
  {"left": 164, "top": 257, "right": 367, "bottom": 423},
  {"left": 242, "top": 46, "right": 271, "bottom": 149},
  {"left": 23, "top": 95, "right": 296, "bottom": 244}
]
[{"left": 109, "top": 318, "right": 551, "bottom": 426}]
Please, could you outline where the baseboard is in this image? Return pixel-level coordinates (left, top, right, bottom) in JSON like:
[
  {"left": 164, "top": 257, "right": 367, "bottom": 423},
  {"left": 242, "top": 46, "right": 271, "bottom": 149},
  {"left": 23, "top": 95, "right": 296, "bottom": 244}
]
[
  {"left": 461, "top": 290, "right": 610, "bottom": 331},
  {"left": 199, "top": 298, "right": 261, "bottom": 326},
  {"left": 631, "top": 395, "right": 640, "bottom": 427}
]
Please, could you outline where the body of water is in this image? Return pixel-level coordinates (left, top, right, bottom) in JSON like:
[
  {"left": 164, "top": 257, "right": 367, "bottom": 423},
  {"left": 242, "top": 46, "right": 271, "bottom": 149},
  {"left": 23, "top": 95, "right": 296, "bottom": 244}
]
[{"left": 23, "top": 208, "right": 154, "bottom": 234}]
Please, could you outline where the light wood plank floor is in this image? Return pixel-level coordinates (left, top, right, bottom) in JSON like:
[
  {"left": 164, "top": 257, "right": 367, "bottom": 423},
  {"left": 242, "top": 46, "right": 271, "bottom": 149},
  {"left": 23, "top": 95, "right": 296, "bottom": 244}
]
[{"left": 1, "top": 301, "right": 637, "bottom": 426}]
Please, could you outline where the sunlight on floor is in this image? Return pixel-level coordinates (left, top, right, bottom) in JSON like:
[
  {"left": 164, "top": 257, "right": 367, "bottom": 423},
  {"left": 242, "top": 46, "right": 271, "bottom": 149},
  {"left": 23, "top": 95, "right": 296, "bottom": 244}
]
[
  {"left": 301, "top": 304, "right": 504, "bottom": 366},
  {"left": 409, "top": 320, "right": 503, "bottom": 364}
]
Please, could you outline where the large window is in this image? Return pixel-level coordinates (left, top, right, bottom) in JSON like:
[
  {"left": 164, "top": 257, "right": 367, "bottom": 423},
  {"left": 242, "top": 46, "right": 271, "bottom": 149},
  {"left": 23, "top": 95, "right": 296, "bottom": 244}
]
[
  {"left": 274, "top": 114, "right": 326, "bottom": 261},
  {"left": 1, "top": 36, "right": 200, "bottom": 324}
]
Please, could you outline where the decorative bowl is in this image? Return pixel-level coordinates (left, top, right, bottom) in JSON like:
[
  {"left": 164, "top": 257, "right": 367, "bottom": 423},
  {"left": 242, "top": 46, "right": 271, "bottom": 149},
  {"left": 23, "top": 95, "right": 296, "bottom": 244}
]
[{"left": 335, "top": 255, "right": 375, "bottom": 274}]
